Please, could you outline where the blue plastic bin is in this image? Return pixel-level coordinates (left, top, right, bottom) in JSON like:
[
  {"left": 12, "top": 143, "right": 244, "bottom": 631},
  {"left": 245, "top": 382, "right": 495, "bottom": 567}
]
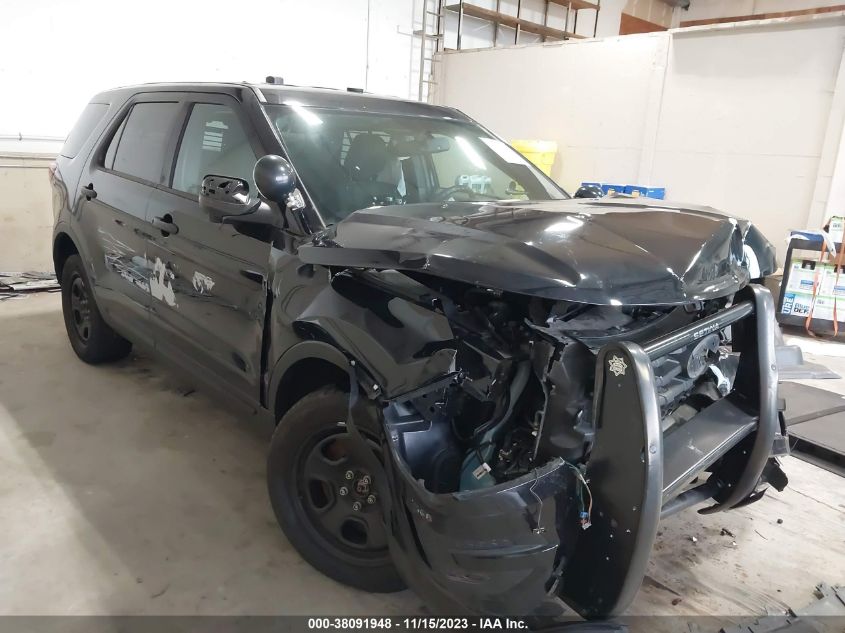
[
  {"left": 601, "top": 183, "right": 625, "bottom": 196},
  {"left": 624, "top": 185, "right": 648, "bottom": 197},
  {"left": 624, "top": 185, "right": 666, "bottom": 199}
]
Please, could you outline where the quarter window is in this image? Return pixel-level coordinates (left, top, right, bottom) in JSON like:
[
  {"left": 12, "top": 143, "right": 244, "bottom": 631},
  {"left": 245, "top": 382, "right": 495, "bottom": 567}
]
[
  {"left": 61, "top": 102, "right": 109, "bottom": 159},
  {"left": 109, "top": 102, "right": 180, "bottom": 184},
  {"left": 172, "top": 104, "right": 257, "bottom": 195}
]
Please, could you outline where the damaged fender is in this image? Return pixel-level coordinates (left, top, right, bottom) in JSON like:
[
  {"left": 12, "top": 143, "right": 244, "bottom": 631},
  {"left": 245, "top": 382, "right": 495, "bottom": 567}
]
[{"left": 292, "top": 271, "right": 457, "bottom": 398}]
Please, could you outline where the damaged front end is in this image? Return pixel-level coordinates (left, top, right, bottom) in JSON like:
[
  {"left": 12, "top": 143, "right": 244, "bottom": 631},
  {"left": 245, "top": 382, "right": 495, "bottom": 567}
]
[
  {"left": 293, "top": 203, "right": 787, "bottom": 618},
  {"left": 298, "top": 271, "right": 786, "bottom": 618}
]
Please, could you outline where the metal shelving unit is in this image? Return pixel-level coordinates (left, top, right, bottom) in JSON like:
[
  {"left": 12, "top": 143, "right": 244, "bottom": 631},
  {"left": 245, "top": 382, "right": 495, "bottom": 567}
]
[{"left": 446, "top": 0, "right": 600, "bottom": 49}]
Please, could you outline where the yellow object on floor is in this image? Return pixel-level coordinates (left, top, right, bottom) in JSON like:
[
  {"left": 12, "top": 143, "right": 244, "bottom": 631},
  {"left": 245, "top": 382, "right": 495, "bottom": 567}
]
[{"left": 511, "top": 139, "right": 558, "bottom": 177}]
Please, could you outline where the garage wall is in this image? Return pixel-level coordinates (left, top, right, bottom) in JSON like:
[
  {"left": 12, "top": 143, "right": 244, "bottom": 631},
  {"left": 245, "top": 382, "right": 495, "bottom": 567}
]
[
  {"left": 432, "top": 13, "right": 845, "bottom": 262},
  {"left": 0, "top": 156, "right": 56, "bottom": 272},
  {"left": 0, "top": 0, "right": 416, "bottom": 271},
  {"left": 435, "top": 34, "right": 667, "bottom": 183},
  {"left": 652, "top": 20, "right": 845, "bottom": 254}
]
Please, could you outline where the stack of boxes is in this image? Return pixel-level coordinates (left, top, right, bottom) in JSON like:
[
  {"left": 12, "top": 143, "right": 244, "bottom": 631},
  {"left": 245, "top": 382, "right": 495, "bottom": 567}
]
[{"left": 780, "top": 217, "right": 845, "bottom": 325}]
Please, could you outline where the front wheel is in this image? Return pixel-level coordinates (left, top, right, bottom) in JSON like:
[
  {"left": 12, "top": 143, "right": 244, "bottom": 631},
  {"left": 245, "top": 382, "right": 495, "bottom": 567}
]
[{"left": 267, "top": 387, "right": 404, "bottom": 593}]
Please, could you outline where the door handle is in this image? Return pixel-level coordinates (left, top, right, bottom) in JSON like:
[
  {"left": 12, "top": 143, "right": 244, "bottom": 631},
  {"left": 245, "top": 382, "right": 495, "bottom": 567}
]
[
  {"left": 82, "top": 183, "right": 97, "bottom": 200},
  {"left": 152, "top": 214, "right": 179, "bottom": 236}
]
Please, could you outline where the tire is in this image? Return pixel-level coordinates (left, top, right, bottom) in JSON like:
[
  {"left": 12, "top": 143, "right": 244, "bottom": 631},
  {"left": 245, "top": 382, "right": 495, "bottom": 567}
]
[
  {"left": 60, "top": 254, "right": 132, "bottom": 364},
  {"left": 267, "top": 387, "right": 405, "bottom": 593}
]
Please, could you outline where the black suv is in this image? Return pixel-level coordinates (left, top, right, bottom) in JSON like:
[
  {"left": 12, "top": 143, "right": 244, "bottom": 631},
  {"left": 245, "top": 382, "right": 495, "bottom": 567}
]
[{"left": 51, "top": 82, "right": 788, "bottom": 618}]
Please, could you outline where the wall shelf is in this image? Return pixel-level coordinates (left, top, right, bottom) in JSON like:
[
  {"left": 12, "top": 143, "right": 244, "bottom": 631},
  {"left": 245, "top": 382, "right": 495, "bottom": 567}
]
[
  {"left": 548, "top": 0, "right": 600, "bottom": 11},
  {"left": 444, "top": 3, "right": 586, "bottom": 41}
]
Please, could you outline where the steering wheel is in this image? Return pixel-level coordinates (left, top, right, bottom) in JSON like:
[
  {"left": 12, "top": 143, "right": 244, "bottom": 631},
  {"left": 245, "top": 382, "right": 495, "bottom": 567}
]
[{"left": 432, "top": 185, "right": 477, "bottom": 202}]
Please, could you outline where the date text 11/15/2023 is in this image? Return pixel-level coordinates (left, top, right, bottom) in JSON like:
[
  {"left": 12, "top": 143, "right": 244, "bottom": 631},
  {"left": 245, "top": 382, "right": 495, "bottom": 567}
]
[{"left": 307, "top": 618, "right": 530, "bottom": 630}]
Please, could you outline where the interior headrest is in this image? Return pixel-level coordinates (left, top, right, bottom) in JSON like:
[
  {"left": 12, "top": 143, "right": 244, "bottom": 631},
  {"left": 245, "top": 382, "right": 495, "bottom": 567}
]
[{"left": 344, "top": 134, "right": 390, "bottom": 181}]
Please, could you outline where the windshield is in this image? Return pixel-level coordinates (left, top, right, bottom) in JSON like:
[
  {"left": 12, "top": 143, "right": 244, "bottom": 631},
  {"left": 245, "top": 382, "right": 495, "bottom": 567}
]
[{"left": 265, "top": 104, "right": 567, "bottom": 224}]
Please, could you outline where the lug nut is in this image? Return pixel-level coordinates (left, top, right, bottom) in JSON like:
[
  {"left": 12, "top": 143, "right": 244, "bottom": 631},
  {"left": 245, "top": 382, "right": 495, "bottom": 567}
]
[
  {"left": 345, "top": 470, "right": 354, "bottom": 480},
  {"left": 339, "top": 486, "right": 348, "bottom": 496},
  {"left": 352, "top": 501, "right": 362, "bottom": 511},
  {"left": 366, "top": 494, "right": 376, "bottom": 505},
  {"left": 361, "top": 475, "right": 371, "bottom": 485}
]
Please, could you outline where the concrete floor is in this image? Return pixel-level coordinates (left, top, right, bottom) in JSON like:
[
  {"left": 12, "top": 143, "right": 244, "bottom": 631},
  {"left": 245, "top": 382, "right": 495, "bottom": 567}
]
[{"left": 1, "top": 293, "right": 843, "bottom": 617}]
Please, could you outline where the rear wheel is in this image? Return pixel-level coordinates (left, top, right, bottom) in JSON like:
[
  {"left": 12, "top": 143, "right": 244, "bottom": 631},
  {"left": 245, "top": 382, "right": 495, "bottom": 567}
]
[
  {"left": 60, "top": 254, "right": 132, "bottom": 363},
  {"left": 267, "top": 387, "right": 404, "bottom": 593}
]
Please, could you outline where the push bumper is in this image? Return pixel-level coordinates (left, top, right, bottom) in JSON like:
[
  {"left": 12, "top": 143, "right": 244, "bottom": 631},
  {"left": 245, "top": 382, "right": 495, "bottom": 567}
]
[
  {"left": 561, "top": 284, "right": 782, "bottom": 617},
  {"left": 356, "top": 285, "right": 783, "bottom": 619}
]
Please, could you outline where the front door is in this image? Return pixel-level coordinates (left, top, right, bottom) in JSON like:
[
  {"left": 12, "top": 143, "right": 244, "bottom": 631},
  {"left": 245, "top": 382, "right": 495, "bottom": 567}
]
[
  {"left": 76, "top": 98, "right": 184, "bottom": 347},
  {"left": 144, "top": 96, "right": 271, "bottom": 406}
]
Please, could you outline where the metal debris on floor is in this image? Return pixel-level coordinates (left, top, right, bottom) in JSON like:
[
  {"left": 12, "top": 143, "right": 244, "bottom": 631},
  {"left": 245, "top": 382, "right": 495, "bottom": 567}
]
[
  {"left": 780, "top": 381, "right": 845, "bottom": 475},
  {"left": 777, "top": 343, "right": 840, "bottom": 380},
  {"left": 719, "top": 584, "right": 845, "bottom": 633},
  {"left": 0, "top": 271, "right": 59, "bottom": 299},
  {"left": 793, "top": 584, "right": 845, "bottom": 618}
]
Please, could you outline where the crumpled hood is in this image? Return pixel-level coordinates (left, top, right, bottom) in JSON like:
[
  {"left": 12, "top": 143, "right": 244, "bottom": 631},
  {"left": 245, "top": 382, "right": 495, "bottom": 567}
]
[{"left": 298, "top": 197, "right": 776, "bottom": 306}]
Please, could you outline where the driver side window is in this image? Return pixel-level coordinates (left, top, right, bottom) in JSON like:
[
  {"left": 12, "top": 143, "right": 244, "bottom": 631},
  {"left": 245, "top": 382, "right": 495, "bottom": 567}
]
[{"left": 172, "top": 103, "right": 257, "bottom": 195}]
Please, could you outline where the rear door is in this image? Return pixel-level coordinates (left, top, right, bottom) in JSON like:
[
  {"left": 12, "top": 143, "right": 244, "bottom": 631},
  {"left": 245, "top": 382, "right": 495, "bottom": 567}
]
[
  {"left": 144, "top": 93, "right": 271, "bottom": 406},
  {"left": 75, "top": 96, "right": 183, "bottom": 346}
]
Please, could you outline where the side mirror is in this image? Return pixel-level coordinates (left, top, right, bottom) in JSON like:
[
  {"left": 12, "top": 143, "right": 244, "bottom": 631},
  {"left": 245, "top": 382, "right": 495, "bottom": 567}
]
[
  {"left": 199, "top": 175, "right": 281, "bottom": 227},
  {"left": 199, "top": 175, "right": 257, "bottom": 222},
  {"left": 574, "top": 184, "right": 604, "bottom": 199},
  {"left": 254, "top": 154, "right": 297, "bottom": 205}
]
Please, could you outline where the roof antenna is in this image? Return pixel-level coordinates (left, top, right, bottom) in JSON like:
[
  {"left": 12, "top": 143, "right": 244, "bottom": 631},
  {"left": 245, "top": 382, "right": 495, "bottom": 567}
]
[{"left": 265, "top": 76, "right": 284, "bottom": 85}]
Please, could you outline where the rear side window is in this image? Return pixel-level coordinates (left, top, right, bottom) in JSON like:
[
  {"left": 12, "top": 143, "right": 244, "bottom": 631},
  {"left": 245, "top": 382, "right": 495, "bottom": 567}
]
[
  {"left": 108, "top": 102, "right": 180, "bottom": 184},
  {"left": 61, "top": 103, "right": 109, "bottom": 158}
]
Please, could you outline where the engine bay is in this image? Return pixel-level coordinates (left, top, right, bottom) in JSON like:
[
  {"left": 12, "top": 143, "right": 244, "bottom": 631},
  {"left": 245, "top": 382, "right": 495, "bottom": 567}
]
[{"left": 378, "top": 271, "right": 740, "bottom": 500}]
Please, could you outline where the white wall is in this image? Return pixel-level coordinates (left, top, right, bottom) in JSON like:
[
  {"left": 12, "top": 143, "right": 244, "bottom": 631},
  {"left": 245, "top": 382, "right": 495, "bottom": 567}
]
[
  {"left": 432, "top": 14, "right": 845, "bottom": 262},
  {"left": 650, "top": 21, "right": 845, "bottom": 251},
  {"left": 434, "top": 34, "right": 666, "bottom": 184},
  {"left": 0, "top": 157, "right": 56, "bottom": 272},
  {"left": 0, "top": 0, "right": 415, "bottom": 154}
]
